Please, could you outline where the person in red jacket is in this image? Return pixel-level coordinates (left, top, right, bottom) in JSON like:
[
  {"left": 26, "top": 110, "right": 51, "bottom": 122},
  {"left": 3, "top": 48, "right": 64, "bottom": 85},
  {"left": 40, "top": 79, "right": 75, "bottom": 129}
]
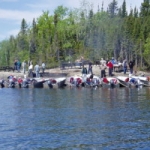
[{"left": 107, "top": 60, "right": 113, "bottom": 76}]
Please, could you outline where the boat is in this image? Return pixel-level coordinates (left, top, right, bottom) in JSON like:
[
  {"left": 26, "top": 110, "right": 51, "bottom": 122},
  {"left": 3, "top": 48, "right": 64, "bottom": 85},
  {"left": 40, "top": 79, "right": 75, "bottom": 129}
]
[
  {"left": 46, "top": 77, "right": 66, "bottom": 88},
  {"left": 128, "top": 77, "right": 143, "bottom": 88},
  {"left": 31, "top": 78, "right": 46, "bottom": 88},
  {"left": 129, "top": 75, "right": 150, "bottom": 87},
  {"left": 116, "top": 76, "right": 129, "bottom": 87},
  {"left": 102, "top": 77, "right": 119, "bottom": 88}
]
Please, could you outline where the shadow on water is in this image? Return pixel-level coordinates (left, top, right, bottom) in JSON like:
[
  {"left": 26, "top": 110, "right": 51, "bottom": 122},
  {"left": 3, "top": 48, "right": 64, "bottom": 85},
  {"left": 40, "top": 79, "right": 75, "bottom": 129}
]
[{"left": 0, "top": 87, "right": 150, "bottom": 149}]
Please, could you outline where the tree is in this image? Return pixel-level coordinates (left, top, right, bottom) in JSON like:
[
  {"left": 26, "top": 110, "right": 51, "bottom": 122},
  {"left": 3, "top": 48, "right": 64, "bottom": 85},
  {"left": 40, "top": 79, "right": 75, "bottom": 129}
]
[
  {"left": 140, "top": 0, "right": 150, "bottom": 17},
  {"left": 143, "top": 34, "right": 150, "bottom": 66},
  {"left": 121, "top": 0, "right": 127, "bottom": 18},
  {"left": 108, "top": 0, "right": 118, "bottom": 18}
]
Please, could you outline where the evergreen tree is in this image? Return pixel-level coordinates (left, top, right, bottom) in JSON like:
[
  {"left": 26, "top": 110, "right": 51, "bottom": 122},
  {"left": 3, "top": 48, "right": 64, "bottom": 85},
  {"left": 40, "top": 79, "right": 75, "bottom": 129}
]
[
  {"left": 108, "top": 0, "right": 118, "bottom": 18},
  {"left": 140, "top": 0, "right": 150, "bottom": 17},
  {"left": 121, "top": 0, "right": 127, "bottom": 18}
]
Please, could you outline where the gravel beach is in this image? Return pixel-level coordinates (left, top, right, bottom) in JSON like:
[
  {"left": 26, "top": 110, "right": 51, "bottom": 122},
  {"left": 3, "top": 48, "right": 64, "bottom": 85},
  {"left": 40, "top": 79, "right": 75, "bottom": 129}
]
[{"left": 0, "top": 65, "right": 148, "bottom": 80}]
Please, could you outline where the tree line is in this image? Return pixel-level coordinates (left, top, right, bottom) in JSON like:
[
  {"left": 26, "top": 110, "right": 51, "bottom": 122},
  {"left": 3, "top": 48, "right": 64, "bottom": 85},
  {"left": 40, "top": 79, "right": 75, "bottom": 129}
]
[{"left": 0, "top": 0, "right": 150, "bottom": 70}]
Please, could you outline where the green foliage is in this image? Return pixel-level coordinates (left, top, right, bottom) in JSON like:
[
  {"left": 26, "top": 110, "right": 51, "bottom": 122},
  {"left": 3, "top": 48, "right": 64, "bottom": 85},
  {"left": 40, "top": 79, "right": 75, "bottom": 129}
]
[
  {"left": 1, "top": 1, "right": 150, "bottom": 70},
  {"left": 143, "top": 35, "right": 150, "bottom": 65}
]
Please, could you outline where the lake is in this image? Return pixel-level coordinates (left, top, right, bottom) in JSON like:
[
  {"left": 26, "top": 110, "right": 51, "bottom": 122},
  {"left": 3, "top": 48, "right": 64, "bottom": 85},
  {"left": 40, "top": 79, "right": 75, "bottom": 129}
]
[{"left": 0, "top": 87, "right": 150, "bottom": 149}]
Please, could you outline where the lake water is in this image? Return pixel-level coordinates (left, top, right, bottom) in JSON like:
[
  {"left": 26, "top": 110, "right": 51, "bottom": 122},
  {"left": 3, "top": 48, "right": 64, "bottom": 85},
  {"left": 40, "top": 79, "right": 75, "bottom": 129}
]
[{"left": 0, "top": 87, "right": 150, "bottom": 149}]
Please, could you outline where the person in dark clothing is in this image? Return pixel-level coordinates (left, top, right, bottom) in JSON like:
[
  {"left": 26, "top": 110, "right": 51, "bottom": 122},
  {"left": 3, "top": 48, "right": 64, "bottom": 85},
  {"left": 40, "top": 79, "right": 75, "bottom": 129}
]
[
  {"left": 17, "top": 60, "right": 21, "bottom": 72},
  {"left": 129, "top": 60, "right": 134, "bottom": 74},
  {"left": 14, "top": 60, "right": 17, "bottom": 71},
  {"left": 88, "top": 62, "right": 93, "bottom": 74},
  {"left": 82, "top": 66, "right": 87, "bottom": 75}
]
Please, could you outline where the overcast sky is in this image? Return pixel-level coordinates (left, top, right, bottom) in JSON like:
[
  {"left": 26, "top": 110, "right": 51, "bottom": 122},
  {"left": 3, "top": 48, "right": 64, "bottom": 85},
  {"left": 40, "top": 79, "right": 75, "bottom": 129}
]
[{"left": 0, "top": 0, "right": 143, "bottom": 42}]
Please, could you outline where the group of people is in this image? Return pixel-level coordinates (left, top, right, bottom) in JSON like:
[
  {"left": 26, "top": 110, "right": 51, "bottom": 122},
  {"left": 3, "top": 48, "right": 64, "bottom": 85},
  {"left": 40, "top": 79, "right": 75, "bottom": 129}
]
[
  {"left": 14, "top": 60, "right": 21, "bottom": 72},
  {"left": 28, "top": 61, "right": 46, "bottom": 78},
  {"left": 82, "top": 62, "right": 93, "bottom": 76},
  {"left": 14, "top": 60, "right": 46, "bottom": 78},
  {"left": 81, "top": 57, "right": 135, "bottom": 79},
  {"left": 99, "top": 57, "right": 135, "bottom": 78},
  {"left": 122, "top": 59, "right": 135, "bottom": 74}
]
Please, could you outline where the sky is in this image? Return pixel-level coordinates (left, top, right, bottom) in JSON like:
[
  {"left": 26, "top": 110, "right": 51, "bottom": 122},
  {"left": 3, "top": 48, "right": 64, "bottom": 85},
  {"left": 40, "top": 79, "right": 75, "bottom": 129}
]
[{"left": 0, "top": 0, "right": 143, "bottom": 42}]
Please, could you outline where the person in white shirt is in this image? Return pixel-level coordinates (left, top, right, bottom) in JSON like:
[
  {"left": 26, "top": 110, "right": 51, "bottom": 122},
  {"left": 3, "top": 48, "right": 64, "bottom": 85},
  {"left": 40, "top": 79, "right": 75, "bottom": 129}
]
[
  {"left": 28, "top": 64, "right": 33, "bottom": 77},
  {"left": 41, "top": 62, "right": 45, "bottom": 73},
  {"left": 22, "top": 60, "right": 26, "bottom": 74}
]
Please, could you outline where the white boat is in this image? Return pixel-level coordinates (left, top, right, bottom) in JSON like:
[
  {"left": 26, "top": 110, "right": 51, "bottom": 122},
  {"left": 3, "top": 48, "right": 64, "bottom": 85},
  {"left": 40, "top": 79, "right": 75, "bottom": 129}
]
[
  {"left": 116, "top": 76, "right": 129, "bottom": 87},
  {"left": 30, "top": 77, "right": 66, "bottom": 88},
  {"left": 129, "top": 75, "right": 150, "bottom": 87},
  {"left": 46, "top": 77, "right": 66, "bottom": 88}
]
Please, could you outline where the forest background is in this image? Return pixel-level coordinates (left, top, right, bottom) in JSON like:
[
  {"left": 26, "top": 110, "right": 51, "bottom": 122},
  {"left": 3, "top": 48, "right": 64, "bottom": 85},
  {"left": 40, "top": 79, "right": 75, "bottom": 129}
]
[{"left": 0, "top": 0, "right": 150, "bottom": 71}]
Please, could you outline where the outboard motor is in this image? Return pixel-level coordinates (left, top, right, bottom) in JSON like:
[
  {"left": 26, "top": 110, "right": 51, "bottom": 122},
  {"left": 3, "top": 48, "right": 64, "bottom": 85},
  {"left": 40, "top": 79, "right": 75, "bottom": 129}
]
[
  {"left": 48, "top": 79, "right": 57, "bottom": 88},
  {"left": 18, "top": 77, "right": 23, "bottom": 88},
  {"left": 110, "top": 78, "right": 117, "bottom": 88},
  {"left": 8, "top": 79, "right": 15, "bottom": 88},
  {"left": 70, "top": 77, "right": 75, "bottom": 85},
  {"left": 22, "top": 79, "right": 29, "bottom": 88},
  {"left": 0, "top": 79, "right": 5, "bottom": 88},
  {"left": 86, "top": 78, "right": 91, "bottom": 85},
  {"left": 92, "top": 78, "right": 100, "bottom": 87},
  {"left": 76, "top": 78, "right": 82, "bottom": 87},
  {"left": 47, "top": 80, "right": 53, "bottom": 88},
  {"left": 129, "top": 78, "right": 138, "bottom": 87}
]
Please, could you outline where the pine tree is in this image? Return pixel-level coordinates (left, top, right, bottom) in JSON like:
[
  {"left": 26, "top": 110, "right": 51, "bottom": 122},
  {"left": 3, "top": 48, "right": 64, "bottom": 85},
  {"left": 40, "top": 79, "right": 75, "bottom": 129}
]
[
  {"left": 108, "top": 0, "right": 118, "bottom": 18},
  {"left": 140, "top": 0, "right": 150, "bottom": 17},
  {"left": 121, "top": 0, "right": 127, "bottom": 18}
]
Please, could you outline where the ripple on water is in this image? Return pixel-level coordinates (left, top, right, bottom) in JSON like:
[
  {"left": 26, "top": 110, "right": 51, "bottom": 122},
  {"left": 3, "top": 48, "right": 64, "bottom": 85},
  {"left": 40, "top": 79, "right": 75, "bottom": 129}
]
[{"left": 0, "top": 88, "right": 150, "bottom": 149}]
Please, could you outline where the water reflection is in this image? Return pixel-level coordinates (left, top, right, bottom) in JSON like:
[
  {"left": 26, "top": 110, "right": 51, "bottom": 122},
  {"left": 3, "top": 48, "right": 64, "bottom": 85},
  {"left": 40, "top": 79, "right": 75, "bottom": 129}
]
[{"left": 0, "top": 87, "right": 150, "bottom": 149}]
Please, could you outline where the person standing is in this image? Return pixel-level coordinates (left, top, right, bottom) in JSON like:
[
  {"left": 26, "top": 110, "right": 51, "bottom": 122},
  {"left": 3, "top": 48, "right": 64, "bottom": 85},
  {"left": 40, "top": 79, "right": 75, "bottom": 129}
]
[
  {"left": 100, "top": 58, "right": 106, "bottom": 65},
  {"left": 88, "top": 62, "right": 93, "bottom": 74},
  {"left": 99, "top": 63, "right": 107, "bottom": 78},
  {"left": 22, "top": 60, "right": 26, "bottom": 74},
  {"left": 107, "top": 60, "right": 113, "bottom": 76},
  {"left": 14, "top": 60, "right": 17, "bottom": 71},
  {"left": 82, "top": 66, "right": 87, "bottom": 82},
  {"left": 34, "top": 63, "right": 40, "bottom": 78},
  {"left": 129, "top": 60, "right": 134, "bottom": 74},
  {"left": 28, "top": 63, "right": 33, "bottom": 77},
  {"left": 17, "top": 60, "right": 21, "bottom": 72},
  {"left": 123, "top": 59, "right": 128, "bottom": 74},
  {"left": 41, "top": 62, "right": 46, "bottom": 73},
  {"left": 82, "top": 66, "right": 87, "bottom": 76}
]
